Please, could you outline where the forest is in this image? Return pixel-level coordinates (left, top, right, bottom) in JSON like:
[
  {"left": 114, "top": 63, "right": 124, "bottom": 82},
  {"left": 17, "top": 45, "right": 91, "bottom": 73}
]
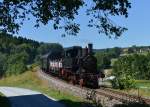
[{"left": 0, "top": 32, "right": 63, "bottom": 77}]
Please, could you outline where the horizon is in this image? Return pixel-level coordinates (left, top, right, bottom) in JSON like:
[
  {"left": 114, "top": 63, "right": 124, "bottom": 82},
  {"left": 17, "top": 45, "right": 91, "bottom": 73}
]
[{"left": 9, "top": 34, "right": 150, "bottom": 50}]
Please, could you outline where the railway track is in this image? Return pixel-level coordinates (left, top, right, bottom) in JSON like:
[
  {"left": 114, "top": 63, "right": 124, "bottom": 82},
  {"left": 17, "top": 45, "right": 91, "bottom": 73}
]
[
  {"left": 38, "top": 70, "right": 150, "bottom": 105},
  {"left": 95, "top": 88, "right": 150, "bottom": 104},
  {"left": 97, "top": 88, "right": 150, "bottom": 104}
]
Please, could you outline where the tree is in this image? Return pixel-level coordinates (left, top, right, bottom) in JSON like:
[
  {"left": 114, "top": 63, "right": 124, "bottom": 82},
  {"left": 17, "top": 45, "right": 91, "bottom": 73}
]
[
  {"left": 127, "top": 47, "right": 134, "bottom": 54},
  {"left": 0, "top": 53, "right": 7, "bottom": 77},
  {"left": 95, "top": 52, "right": 111, "bottom": 69},
  {"left": 112, "top": 55, "right": 135, "bottom": 89},
  {"left": 37, "top": 43, "right": 63, "bottom": 55},
  {"left": 6, "top": 62, "right": 27, "bottom": 75},
  {"left": 15, "top": 44, "right": 37, "bottom": 63},
  {"left": 0, "top": 0, "right": 131, "bottom": 37},
  {"left": 112, "top": 53, "right": 150, "bottom": 89},
  {"left": 110, "top": 47, "right": 121, "bottom": 57},
  {"left": 131, "top": 54, "right": 148, "bottom": 79},
  {"left": 6, "top": 52, "right": 29, "bottom": 75}
]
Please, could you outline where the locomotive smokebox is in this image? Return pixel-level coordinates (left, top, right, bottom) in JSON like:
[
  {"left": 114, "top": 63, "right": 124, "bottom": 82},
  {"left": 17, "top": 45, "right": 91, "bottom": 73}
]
[{"left": 88, "top": 43, "right": 93, "bottom": 55}]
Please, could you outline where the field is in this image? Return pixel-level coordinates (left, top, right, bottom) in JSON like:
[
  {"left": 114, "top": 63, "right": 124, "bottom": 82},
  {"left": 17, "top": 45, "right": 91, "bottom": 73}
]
[
  {"left": 135, "top": 80, "right": 150, "bottom": 88},
  {"left": 0, "top": 70, "right": 88, "bottom": 107},
  {"left": 134, "top": 80, "right": 150, "bottom": 98}
]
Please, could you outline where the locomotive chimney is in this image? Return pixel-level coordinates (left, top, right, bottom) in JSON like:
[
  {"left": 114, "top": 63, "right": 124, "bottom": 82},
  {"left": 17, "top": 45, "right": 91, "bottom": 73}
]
[
  {"left": 83, "top": 46, "right": 88, "bottom": 56},
  {"left": 78, "top": 48, "right": 82, "bottom": 57},
  {"left": 88, "top": 43, "right": 93, "bottom": 55}
]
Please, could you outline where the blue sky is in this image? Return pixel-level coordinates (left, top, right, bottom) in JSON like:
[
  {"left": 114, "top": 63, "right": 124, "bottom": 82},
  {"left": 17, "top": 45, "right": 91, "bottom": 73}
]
[{"left": 16, "top": 0, "right": 150, "bottom": 49}]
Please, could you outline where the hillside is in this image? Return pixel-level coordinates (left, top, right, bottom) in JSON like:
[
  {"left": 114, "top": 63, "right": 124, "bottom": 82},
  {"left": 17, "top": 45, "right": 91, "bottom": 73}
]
[
  {"left": 94, "top": 45, "right": 150, "bottom": 55},
  {"left": 0, "top": 32, "right": 40, "bottom": 54},
  {"left": 0, "top": 32, "right": 63, "bottom": 77}
]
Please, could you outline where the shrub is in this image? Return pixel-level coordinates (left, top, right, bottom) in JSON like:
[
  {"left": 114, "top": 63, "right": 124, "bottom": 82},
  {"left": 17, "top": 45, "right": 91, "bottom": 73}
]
[
  {"left": 6, "top": 62, "right": 27, "bottom": 76},
  {"left": 111, "top": 75, "right": 135, "bottom": 90}
]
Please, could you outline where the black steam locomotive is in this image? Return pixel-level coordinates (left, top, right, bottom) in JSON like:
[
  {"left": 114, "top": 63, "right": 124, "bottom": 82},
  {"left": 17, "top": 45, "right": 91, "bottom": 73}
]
[{"left": 41, "top": 44, "right": 102, "bottom": 88}]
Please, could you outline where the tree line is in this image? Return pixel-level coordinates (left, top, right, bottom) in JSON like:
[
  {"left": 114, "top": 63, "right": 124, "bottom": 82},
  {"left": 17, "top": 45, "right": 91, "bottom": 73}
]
[
  {"left": 111, "top": 54, "right": 150, "bottom": 89},
  {"left": 95, "top": 47, "right": 150, "bottom": 89},
  {"left": 0, "top": 32, "right": 63, "bottom": 77},
  {"left": 95, "top": 47, "right": 121, "bottom": 69}
]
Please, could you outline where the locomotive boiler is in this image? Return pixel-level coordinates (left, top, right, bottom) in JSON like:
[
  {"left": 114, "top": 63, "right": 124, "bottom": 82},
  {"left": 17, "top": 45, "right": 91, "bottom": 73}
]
[{"left": 41, "top": 44, "right": 101, "bottom": 88}]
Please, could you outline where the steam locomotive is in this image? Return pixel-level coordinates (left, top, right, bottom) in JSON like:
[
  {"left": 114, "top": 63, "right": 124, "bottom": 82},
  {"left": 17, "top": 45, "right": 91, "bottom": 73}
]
[{"left": 41, "top": 44, "right": 102, "bottom": 88}]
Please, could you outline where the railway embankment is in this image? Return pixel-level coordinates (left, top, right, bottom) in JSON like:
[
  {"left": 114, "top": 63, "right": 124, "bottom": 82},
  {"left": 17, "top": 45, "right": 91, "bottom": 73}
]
[
  {"left": 38, "top": 70, "right": 150, "bottom": 107},
  {"left": 38, "top": 70, "right": 124, "bottom": 107}
]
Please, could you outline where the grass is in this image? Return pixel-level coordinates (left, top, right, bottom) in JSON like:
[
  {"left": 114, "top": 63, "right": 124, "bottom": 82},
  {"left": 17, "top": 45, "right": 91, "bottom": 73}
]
[
  {"left": 117, "top": 88, "right": 150, "bottom": 98},
  {"left": 134, "top": 80, "right": 150, "bottom": 98},
  {"left": 110, "top": 80, "right": 150, "bottom": 98},
  {"left": 0, "top": 92, "right": 11, "bottom": 107},
  {"left": 0, "top": 70, "right": 88, "bottom": 107},
  {"left": 135, "top": 80, "right": 150, "bottom": 88}
]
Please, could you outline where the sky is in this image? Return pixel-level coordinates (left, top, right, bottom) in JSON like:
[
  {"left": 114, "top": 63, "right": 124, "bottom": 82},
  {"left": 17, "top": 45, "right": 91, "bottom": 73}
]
[{"left": 16, "top": 0, "right": 150, "bottom": 49}]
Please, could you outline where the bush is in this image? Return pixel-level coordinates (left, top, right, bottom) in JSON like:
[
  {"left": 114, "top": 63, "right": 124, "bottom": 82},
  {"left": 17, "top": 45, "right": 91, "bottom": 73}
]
[
  {"left": 27, "top": 63, "right": 38, "bottom": 72},
  {"left": 111, "top": 75, "right": 135, "bottom": 90},
  {"left": 6, "top": 62, "right": 27, "bottom": 76}
]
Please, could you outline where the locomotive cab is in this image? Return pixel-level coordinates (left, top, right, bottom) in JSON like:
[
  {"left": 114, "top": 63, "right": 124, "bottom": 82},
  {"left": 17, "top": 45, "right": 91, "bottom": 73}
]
[{"left": 63, "top": 46, "right": 82, "bottom": 72}]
